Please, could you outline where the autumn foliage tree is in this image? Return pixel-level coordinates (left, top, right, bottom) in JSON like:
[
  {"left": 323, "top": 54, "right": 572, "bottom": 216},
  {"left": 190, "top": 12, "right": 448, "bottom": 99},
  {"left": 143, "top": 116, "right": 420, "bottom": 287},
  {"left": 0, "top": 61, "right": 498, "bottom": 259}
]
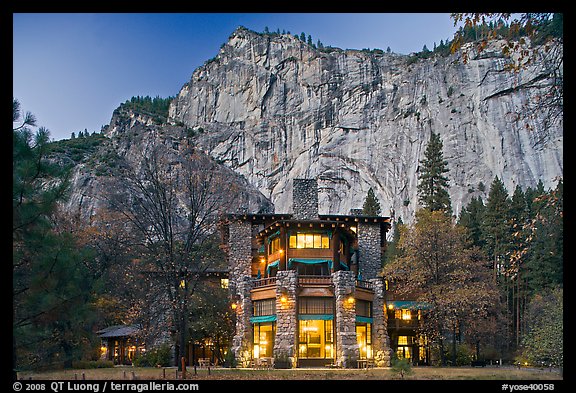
[
  {"left": 382, "top": 209, "right": 498, "bottom": 366},
  {"left": 102, "top": 138, "right": 238, "bottom": 367}
]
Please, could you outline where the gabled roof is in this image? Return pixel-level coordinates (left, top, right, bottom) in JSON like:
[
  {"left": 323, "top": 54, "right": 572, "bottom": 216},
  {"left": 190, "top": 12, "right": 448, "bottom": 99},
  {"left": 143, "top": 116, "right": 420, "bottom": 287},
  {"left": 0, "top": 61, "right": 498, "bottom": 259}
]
[
  {"left": 97, "top": 324, "right": 140, "bottom": 338},
  {"left": 256, "top": 219, "right": 358, "bottom": 239}
]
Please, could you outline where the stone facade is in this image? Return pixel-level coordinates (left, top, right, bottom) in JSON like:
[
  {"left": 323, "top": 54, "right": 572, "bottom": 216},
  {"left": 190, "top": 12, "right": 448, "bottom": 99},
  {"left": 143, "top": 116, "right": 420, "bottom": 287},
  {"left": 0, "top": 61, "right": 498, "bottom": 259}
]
[
  {"left": 332, "top": 270, "right": 359, "bottom": 368},
  {"left": 292, "top": 178, "right": 319, "bottom": 220},
  {"left": 227, "top": 179, "right": 393, "bottom": 368},
  {"left": 370, "top": 278, "right": 392, "bottom": 367},
  {"left": 228, "top": 220, "right": 253, "bottom": 294},
  {"left": 273, "top": 270, "right": 298, "bottom": 364},
  {"left": 231, "top": 275, "right": 254, "bottom": 362},
  {"left": 357, "top": 222, "right": 382, "bottom": 280}
]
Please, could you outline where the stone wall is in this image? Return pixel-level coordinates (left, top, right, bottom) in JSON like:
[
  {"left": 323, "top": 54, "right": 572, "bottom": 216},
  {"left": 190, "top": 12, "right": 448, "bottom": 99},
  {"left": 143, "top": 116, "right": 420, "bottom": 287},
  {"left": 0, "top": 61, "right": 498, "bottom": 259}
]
[
  {"left": 332, "top": 270, "right": 358, "bottom": 368},
  {"left": 228, "top": 220, "right": 253, "bottom": 294},
  {"left": 370, "top": 278, "right": 392, "bottom": 367},
  {"left": 273, "top": 270, "right": 297, "bottom": 365},
  {"left": 357, "top": 223, "right": 382, "bottom": 280},
  {"left": 292, "top": 179, "right": 319, "bottom": 220},
  {"left": 231, "top": 275, "right": 254, "bottom": 363}
]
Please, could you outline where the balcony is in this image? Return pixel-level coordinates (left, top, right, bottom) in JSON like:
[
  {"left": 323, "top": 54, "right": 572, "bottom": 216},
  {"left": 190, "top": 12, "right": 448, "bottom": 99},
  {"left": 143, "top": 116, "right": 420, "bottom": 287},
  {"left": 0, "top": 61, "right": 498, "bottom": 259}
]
[
  {"left": 389, "top": 318, "right": 420, "bottom": 330},
  {"left": 356, "top": 280, "right": 374, "bottom": 290},
  {"left": 253, "top": 277, "right": 277, "bottom": 288},
  {"left": 298, "top": 275, "right": 332, "bottom": 286}
]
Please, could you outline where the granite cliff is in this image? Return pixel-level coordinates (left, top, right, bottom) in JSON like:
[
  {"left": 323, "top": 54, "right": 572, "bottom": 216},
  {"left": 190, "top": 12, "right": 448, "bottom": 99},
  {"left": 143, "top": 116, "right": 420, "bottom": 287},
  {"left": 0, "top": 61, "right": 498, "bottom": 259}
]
[
  {"left": 65, "top": 26, "right": 562, "bottom": 225},
  {"left": 165, "top": 27, "right": 563, "bottom": 222}
]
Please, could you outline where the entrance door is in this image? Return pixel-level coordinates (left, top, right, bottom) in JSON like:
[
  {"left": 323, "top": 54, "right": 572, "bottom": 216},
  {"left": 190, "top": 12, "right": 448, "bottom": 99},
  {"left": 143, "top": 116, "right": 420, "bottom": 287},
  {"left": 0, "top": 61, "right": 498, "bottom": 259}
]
[{"left": 298, "top": 319, "right": 334, "bottom": 366}]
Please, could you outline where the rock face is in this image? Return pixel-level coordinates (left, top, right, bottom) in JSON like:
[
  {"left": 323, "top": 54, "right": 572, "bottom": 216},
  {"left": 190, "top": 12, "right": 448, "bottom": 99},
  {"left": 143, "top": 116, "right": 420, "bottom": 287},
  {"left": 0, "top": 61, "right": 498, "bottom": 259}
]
[
  {"left": 168, "top": 27, "right": 563, "bottom": 222},
  {"left": 63, "top": 106, "right": 274, "bottom": 222}
]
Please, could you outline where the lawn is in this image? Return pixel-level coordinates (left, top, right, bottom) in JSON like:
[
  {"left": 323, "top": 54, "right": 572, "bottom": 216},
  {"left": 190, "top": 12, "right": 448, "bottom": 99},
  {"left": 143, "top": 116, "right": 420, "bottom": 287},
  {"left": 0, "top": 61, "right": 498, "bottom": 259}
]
[{"left": 18, "top": 366, "right": 563, "bottom": 381}]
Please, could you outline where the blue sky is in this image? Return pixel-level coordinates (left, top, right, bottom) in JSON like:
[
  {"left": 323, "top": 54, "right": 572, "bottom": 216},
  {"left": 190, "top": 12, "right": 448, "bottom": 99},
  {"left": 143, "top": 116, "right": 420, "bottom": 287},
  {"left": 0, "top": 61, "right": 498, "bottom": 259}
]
[{"left": 13, "top": 13, "right": 460, "bottom": 141}]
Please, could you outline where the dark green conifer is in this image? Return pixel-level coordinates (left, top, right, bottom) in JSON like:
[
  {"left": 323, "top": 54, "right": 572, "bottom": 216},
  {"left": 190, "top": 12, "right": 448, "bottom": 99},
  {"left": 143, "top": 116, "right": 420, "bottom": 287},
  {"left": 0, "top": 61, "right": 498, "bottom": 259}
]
[
  {"left": 417, "top": 131, "right": 452, "bottom": 215},
  {"left": 362, "top": 187, "right": 382, "bottom": 216}
]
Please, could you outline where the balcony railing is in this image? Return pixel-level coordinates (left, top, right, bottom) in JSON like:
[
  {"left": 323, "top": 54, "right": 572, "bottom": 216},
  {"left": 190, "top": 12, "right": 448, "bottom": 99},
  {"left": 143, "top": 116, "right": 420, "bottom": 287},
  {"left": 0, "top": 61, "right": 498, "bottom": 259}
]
[
  {"left": 390, "top": 319, "right": 420, "bottom": 330},
  {"left": 356, "top": 280, "right": 374, "bottom": 290},
  {"left": 253, "top": 277, "right": 277, "bottom": 288},
  {"left": 252, "top": 276, "right": 375, "bottom": 290},
  {"left": 298, "top": 275, "right": 332, "bottom": 286}
]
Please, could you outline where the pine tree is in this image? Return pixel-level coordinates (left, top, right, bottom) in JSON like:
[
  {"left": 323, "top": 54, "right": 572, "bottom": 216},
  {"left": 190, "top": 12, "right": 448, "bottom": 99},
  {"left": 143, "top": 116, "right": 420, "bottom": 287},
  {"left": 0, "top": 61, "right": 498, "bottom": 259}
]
[
  {"left": 458, "top": 196, "right": 486, "bottom": 247},
  {"left": 13, "top": 99, "right": 98, "bottom": 371},
  {"left": 383, "top": 217, "right": 403, "bottom": 266},
  {"left": 481, "top": 176, "right": 511, "bottom": 278},
  {"left": 417, "top": 131, "right": 452, "bottom": 215},
  {"left": 524, "top": 180, "right": 563, "bottom": 294},
  {"left": 362, "top": 187, "right": 381, "bottom": 216}
]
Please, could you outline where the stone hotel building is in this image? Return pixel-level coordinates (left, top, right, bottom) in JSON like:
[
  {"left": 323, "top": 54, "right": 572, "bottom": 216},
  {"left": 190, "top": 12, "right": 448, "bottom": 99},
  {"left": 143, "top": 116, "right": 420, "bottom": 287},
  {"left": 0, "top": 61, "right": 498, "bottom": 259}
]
[{"left": 222, "top": 179, "right": 398, "bottom": 368}]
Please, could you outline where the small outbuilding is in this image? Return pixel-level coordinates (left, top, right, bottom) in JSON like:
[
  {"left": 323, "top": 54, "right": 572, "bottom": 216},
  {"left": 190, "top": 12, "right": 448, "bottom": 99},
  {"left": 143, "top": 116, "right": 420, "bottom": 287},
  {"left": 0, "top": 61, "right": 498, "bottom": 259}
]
[{"left": 97, "top": 324, "right": 144, "bottom": 365}]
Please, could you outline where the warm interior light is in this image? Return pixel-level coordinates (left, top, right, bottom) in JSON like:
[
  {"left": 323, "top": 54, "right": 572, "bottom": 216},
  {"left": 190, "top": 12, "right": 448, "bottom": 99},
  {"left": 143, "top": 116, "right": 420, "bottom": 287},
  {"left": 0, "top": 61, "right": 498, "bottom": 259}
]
[
  {"left": 388, "top": 304, "right": 394, "bottom": 310},
  {"left": 347, "top": 296, "right": 355, "bottom": 304},
  {"left": 231, "top": 302, "right": 238, "bottom": 310}
]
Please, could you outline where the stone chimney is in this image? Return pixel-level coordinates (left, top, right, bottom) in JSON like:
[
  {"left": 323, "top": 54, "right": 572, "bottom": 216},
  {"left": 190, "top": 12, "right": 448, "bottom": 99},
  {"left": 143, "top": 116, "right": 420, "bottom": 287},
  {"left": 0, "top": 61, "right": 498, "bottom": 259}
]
[{"left": 292, "top": 178, "right": 319, "bottom": 220}]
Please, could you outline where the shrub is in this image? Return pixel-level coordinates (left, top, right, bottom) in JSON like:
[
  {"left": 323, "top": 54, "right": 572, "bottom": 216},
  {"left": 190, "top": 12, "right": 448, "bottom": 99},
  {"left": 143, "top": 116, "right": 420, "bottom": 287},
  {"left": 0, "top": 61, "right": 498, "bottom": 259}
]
[
  {"left": 223, "top": 349, "right": 237, "bottom": 368},
  {"left": 132, "top": 344, "right": 172, "bottom": 367},
  {"left": 390, "top": 355, "right": 413, "bottom": 379},
  {"left": 71, "top": 360, "right": 114, "bottom": 369}
]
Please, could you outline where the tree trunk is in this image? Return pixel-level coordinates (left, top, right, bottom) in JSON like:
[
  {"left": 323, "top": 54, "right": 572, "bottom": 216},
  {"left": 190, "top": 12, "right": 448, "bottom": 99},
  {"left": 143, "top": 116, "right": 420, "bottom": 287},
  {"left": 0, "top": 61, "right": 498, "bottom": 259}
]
[
  {"left": 452, "top": 324, "right": 457, "bottom": 366},
  {"left": 439, "top": 338, "right": 446, "bottom": 366}
]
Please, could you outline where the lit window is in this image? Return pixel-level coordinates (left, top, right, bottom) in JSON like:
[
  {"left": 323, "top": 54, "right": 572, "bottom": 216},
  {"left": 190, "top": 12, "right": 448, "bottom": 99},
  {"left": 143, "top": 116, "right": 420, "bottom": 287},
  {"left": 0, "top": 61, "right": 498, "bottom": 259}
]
[
  {"left": 398, "top": 336, "right": 408, "bottom": 345},
  {"left": 220, "top": 278, "right": 229, "bottom": 289},
  {"left": 269, "top": 237, "right": 281, "bottom": 254},
  {"left": 289, "top": 233, "right": 330, "bottom": 249},
  {"left": 304, "top": 234, "right": 314, "bottom": 248},
  {"left": 402, "top": 309, "right": 412, "bottom": 320}
]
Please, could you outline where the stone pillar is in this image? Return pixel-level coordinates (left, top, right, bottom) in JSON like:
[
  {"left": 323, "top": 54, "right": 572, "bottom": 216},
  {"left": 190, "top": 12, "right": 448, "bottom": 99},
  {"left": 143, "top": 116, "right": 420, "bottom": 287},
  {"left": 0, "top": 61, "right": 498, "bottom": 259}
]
[
  {"left": 332, "top": 270, "right": 358, "bottom": 368},
  {"left": 232, "top": 275, "right": 254, "bottom": 364},
  {"left": 292, "top": 178, "right": 319, "bottom": 220},
  {"left": 370, "top": 278, "right": 392, "bottom": 367},
  {"left": 273, "top": 270, "right": 298, "bottom": 366},
  {"left": 228, "top": 220, "right": 253, "bottom": 294},
  {"left": 357, "top": 222, "right": 382, "bottom": 280}
]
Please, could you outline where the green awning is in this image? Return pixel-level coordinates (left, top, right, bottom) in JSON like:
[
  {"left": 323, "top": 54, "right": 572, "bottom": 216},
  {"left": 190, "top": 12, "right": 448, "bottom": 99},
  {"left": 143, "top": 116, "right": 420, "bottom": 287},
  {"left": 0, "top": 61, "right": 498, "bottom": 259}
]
[
  {"left": 288, "top": 258, "right": 349, "bottom": 271},
  {"left": 266, "top": 259, "right": 279, "bottom": 274},
  {"left": 266, "top": 230, "right": 280, "bottom": 243},
  {"left": 387, "top": 300, "right": 432, "bottom": 310},
  {"left": 250, "top": 315, "right": 277, "bottom": 323},
  {"left": 298, "top": 314, "right": 334, "bottom": 320},
  {"left": 288, "top": 258, "right": 332, "bottom": 268},
  {"left": 356, "top": 316, "right": 373, "bottom": 324}
]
